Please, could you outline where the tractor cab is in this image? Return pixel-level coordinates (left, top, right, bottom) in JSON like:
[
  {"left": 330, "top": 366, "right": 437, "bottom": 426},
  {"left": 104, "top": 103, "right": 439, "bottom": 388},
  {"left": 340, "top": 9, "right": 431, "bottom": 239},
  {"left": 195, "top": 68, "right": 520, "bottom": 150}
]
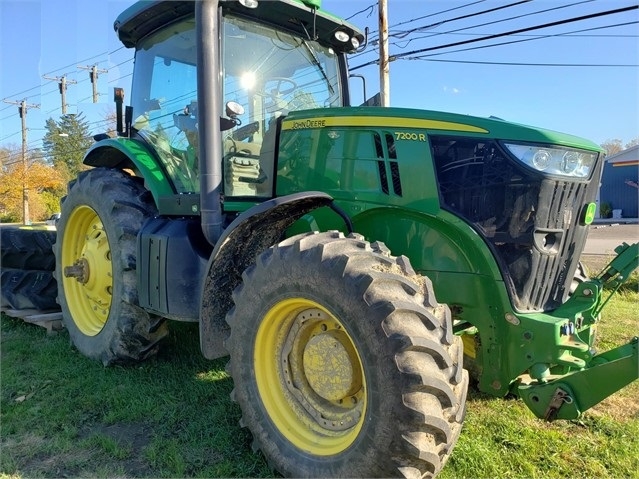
[{"left": 115, "top": 0, "right": 362, "bottom": 197}]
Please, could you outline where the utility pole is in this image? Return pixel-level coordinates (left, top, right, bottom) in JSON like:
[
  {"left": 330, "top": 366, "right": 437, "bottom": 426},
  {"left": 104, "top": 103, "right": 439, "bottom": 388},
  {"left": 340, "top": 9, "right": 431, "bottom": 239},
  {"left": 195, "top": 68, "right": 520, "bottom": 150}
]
[
  {"left": 2, "top": 99, "right": 40, "bottom": 225},
  {"left": 43, "top": 74, "right": 77, "bottom": 114},
  {"left": 378, "top": 0, "right": 390, "bottom": 107},
  {"left": 78, "top": 64, "right": 108, "bottom": 103}
]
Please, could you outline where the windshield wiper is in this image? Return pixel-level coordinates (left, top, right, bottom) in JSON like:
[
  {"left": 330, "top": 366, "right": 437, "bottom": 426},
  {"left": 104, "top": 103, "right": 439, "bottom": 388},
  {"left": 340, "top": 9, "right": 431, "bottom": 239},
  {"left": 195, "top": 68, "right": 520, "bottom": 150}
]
[{"left": 300, "top": 38, "right": 334, "bottom": 96}]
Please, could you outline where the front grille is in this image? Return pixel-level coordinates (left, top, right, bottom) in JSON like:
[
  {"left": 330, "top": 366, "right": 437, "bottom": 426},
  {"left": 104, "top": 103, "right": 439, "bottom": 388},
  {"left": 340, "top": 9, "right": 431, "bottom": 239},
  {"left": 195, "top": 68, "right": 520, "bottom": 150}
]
[
  {"left": 515, "top": 180, "right": 588, "bottom": 310},
  {"left": 431, "top": 136, "right": 598, "bottom": 312}
]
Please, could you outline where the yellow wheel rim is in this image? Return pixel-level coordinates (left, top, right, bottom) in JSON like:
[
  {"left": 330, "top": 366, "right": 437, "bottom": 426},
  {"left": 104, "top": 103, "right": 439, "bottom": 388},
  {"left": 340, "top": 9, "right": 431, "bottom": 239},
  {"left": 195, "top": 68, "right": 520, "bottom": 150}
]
[
  {"left": 61, "top": 205, "right": 113, "bottom": 336},
  {"left": 255, "top": 298, "right": 366, "bottom": 455}
]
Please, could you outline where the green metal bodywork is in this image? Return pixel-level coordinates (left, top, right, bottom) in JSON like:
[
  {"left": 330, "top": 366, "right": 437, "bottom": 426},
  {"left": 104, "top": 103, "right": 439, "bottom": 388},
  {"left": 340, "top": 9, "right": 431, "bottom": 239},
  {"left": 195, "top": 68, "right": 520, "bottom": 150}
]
[
  {"left": 84, "top": 138, "right": 202, "bottom": 216},
  {"left": 98, "top": 0, "right": 638, "bottom": 422},
  {"left": 274, "top": 108, "right": 638, "bottom": 415},
  {"left": 84, "top": 138, "right": 175, "bottom": 201},
  {"left": 88, "top": 102, "right": 638, "bottom": 419}
]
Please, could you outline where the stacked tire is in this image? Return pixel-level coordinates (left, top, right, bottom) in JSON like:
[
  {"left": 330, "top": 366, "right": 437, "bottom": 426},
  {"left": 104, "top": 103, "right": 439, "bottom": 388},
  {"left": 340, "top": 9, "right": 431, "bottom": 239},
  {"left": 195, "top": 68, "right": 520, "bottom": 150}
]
[{"left": 1, "top": 228, "right": 59, "bottom": 311}]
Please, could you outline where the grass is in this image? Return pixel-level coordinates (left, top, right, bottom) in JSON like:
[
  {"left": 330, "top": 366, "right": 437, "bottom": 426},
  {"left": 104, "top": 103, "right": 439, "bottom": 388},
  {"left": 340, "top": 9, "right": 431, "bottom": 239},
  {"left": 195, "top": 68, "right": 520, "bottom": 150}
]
[
  {"left": 1, "top": 278, "right": 637, "bottom": 478},
  {"left": 0, "top": 320, "right": 272, "bottom": 478}
]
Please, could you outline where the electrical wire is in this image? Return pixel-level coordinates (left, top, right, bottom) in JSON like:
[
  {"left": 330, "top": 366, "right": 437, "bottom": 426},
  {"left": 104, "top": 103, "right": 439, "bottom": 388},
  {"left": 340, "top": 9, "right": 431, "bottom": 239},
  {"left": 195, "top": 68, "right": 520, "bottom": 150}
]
[
  {"left": 365, "top": 0, "right": 487, "bottom": 37},
  {"left": 351, "top": 4, "right": 639, "bottom": 70},
  {"left": 345, "top": 3, "right": 376, "bottom": 21},
  {"left": 414, "top": 20, "right": 639, "bottom": 59},
  {"left": 389, "top": 0, "right": 534, "bottom": 39},
  {"left": 390, "top": 0, "right": 596, "bottom": 48},
  {"left": 351, "top": 0, "right": 596, "bottom": 60},
  {"left": 409, "top": 58, "right": 638, "bottom": 67}
]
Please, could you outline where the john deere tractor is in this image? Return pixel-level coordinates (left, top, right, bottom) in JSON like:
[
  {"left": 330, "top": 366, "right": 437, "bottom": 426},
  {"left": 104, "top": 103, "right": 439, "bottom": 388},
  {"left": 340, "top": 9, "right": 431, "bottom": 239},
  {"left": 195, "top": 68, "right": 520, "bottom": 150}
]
[{"left": 53, "top": 0, "right": 638, "bottom": 477}]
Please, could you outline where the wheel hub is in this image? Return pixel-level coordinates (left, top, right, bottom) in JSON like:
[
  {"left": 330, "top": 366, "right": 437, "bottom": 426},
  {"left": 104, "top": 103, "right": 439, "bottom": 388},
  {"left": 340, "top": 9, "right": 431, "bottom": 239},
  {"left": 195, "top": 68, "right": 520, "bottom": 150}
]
[
  {"left": 64, "top": 258, "right": 90, "bottom": 284},
  {"left": 303, "top": 331, "right": 361, "bottom": 401},
  {"left": 280, "top": 308, "right": 364, "bottom": 432}
]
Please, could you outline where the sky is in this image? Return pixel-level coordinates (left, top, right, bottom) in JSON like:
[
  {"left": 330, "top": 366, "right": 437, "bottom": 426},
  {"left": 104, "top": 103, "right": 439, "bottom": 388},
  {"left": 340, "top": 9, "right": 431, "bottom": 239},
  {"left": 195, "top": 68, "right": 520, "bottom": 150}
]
[{"left": 1, "top": 0, "right": 638, "bottom": 156}]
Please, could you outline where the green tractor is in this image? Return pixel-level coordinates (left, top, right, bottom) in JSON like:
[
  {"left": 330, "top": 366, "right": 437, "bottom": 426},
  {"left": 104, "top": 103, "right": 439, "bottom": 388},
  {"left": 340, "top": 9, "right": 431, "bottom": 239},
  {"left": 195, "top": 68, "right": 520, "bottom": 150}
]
[{"left": 53, "top": 0, "right": 638, "bottom": 477}]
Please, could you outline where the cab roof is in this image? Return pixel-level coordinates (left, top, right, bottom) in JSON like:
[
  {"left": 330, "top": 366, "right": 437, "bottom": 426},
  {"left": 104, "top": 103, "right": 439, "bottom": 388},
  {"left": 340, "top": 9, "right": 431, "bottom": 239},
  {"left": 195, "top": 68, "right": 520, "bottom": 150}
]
[{"left": 114, "top": 0, "right": 364, "bottom": 52}]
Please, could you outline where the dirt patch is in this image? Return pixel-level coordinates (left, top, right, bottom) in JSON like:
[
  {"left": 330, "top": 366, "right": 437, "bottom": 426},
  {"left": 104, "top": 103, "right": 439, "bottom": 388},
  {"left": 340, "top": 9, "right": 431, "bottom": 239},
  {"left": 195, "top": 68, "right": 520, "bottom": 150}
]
[
  {"left": 78, "top": 422, "right": 154, "bottom": 477},
  {"left": 3, "top": 423, "right": 156, "bottom": 478},
  {"left": 82, "top": 422, "right": 151, "bottom": 451},
  {"left": 3, "top": 433, "right": 92, "bottom": 478},
  {"left": 580, "top": 254, "right": 611, "bottom": 275}
]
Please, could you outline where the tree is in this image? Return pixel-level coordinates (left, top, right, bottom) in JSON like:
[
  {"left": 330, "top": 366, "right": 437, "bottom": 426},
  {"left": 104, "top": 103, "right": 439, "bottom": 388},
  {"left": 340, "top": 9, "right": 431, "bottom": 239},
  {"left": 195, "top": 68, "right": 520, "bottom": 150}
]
[
  {"left": 600, "top": 137, "right": 639, "bottom": 156},
  {"left": 625, "top": 138, "right": 639, "bottom": 149},
  {"left": 101, "top": 106, "right": 118, "bottom": 137},
  {"left": 0, "top": 145, "right": 15, "bottom": 171},
  {"left": 42, "top": 113, "right": 93, "bottom": 181},
  {"left": 600, "top": 139, "right": 624, "bottom": 156},
  {"left": 0, "top": 146, "right": 64, "bottom": 222}
]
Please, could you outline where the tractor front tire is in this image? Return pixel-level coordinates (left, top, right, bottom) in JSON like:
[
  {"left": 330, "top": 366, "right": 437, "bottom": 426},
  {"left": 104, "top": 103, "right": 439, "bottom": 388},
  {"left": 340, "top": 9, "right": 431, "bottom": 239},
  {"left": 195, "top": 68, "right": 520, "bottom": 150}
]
[
  {"left": 226, "top": 231, "right": 468, "bottom": 478},
  {"left": 54, "top": 168, "right": 168, "bottom": 366}
]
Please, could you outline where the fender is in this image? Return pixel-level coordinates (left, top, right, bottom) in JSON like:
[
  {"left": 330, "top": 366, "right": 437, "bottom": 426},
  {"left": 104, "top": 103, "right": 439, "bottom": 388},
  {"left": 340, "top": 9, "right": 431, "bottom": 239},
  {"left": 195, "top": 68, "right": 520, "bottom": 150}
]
[
  {"left": 199, "top": 192, "right": 338, "bottom": 360},
  {"left": 83, "top": 138, "right": 175, "bottom": 203}
]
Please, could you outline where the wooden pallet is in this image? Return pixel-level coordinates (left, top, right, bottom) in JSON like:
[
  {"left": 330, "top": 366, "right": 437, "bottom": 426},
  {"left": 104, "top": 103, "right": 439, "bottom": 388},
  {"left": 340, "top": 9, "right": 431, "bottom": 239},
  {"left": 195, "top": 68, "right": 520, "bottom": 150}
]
[{"left": 1, "top": 308, "right": 64, "bottom": 334}]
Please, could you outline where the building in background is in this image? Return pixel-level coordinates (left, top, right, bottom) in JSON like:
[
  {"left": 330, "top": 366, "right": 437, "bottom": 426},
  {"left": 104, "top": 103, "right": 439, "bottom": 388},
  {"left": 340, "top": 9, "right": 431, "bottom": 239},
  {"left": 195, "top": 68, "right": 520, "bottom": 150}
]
[{"left": 598, "top": 145, "right": 639, "bottom": 220}]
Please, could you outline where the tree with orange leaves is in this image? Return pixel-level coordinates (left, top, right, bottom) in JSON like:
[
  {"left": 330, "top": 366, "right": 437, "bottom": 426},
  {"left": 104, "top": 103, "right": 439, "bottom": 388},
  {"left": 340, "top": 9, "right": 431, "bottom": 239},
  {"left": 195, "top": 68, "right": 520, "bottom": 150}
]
[{"left": 0, "top": 146, "right": 65, "bottom": 223}]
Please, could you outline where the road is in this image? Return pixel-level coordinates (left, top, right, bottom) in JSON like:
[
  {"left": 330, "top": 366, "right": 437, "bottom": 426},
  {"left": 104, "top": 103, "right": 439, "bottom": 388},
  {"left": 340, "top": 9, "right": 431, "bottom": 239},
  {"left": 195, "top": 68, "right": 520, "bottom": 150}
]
[
  {"left": 583, "top": 224, "right": 639, "bottom": 256},
  {"left": 582, "top": 223, "right": 638, "bottom": 272}
]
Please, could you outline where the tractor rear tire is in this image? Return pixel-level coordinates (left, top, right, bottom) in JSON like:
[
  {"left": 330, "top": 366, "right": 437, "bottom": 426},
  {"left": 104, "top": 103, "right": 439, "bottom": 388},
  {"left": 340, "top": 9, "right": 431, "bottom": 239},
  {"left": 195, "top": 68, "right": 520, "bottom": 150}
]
[
  {"left": 54, "top": 168, "right": 168, "bottom": 366},
  {"left": 1, "top": 228, "right": 57, "bottom": 271},
  {"left": 226, "top": 231, "right": 468, "bottom": 478},
  {"left": 1, "top": 268, "right": 58, "bottom": 311}
]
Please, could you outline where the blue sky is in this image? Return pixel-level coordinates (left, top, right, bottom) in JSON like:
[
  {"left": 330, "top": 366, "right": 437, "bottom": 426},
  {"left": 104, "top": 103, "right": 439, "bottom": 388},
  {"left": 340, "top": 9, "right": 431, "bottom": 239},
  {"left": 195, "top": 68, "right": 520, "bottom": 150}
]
[{"left": 1, "top": 0, "right": 637, "bottom": 155}]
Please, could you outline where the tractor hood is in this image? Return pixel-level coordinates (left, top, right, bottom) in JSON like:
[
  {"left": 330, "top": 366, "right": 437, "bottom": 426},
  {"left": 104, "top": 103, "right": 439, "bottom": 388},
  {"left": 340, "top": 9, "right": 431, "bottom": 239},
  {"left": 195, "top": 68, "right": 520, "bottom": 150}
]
[{"left": 283, "top": 106, "right": 604, "bottom": 152}]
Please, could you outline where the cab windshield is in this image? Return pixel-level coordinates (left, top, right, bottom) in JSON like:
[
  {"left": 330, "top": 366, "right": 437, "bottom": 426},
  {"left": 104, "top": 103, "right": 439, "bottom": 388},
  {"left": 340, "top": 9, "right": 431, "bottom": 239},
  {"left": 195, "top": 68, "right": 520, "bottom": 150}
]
[{"left": 129, "top": 12, "right": 343, "bottom": 195}]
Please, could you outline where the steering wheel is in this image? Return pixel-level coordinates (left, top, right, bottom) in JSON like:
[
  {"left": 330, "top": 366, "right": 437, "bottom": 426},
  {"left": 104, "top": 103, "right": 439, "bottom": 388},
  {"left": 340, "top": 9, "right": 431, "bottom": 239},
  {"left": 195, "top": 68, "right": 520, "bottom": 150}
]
[{"left": 259, "top": 77, "right": 297, "bottom": 100}]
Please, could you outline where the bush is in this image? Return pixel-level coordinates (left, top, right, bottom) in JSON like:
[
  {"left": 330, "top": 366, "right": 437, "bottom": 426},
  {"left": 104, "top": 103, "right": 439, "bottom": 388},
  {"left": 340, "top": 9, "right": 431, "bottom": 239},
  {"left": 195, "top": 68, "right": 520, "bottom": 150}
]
[{"left": 600, "top": 202, "right": 612, "bottom": 218}]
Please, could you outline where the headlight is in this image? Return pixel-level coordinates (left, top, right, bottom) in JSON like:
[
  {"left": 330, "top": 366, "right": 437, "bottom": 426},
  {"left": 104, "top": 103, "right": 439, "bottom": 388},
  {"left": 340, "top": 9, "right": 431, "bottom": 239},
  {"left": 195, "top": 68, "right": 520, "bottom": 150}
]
[{"left": 503, "top": 143, "right": 597, "bottom": 178}]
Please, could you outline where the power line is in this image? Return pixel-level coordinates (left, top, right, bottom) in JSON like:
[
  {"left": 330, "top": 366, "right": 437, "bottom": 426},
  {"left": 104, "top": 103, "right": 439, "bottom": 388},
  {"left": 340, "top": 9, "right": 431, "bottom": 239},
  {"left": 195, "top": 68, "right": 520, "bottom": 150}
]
[
  {"left": 1, "top": 109, "right": 116, "bottom": 144},
  {"left": 415, "top": 20, "right": 639, "bottom": 59},
  {"left": 1, "top": 47, "right": 127, "bottom": 106},
  {"left": 389, "top": 0, "right": 597, "bottom": 48},
  {"left": 398, "top": 22, "right": 639, "bottom": 43},
  {"left": 365, "top": 0, "right": 488, "bottom": 37},
  {"left": 1, "top": 130, "right": 22, "bottom": 141},
  {"left": 352, "top": 4, "right": 639, "bottom": 70},
  {"left": 352, "top": 0, "right": 597, "bottom": 59},
  {"left": 388, "top": 0, "right": 487, "bottom": 31},
  {"left": 345, "top": 2, "right": 376, "bottom": 21},
  {"left": 389, "top": 0, "right": 534, "bottom": 39},
  {"left": 41, "top": 48, "right": 122, "bottom": 79},
  {"left": 1, "top": 58, "right": 132, "bottom": 126},
  {"left": 410, "top": 58, "right": 638, "bottom": 67}
]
